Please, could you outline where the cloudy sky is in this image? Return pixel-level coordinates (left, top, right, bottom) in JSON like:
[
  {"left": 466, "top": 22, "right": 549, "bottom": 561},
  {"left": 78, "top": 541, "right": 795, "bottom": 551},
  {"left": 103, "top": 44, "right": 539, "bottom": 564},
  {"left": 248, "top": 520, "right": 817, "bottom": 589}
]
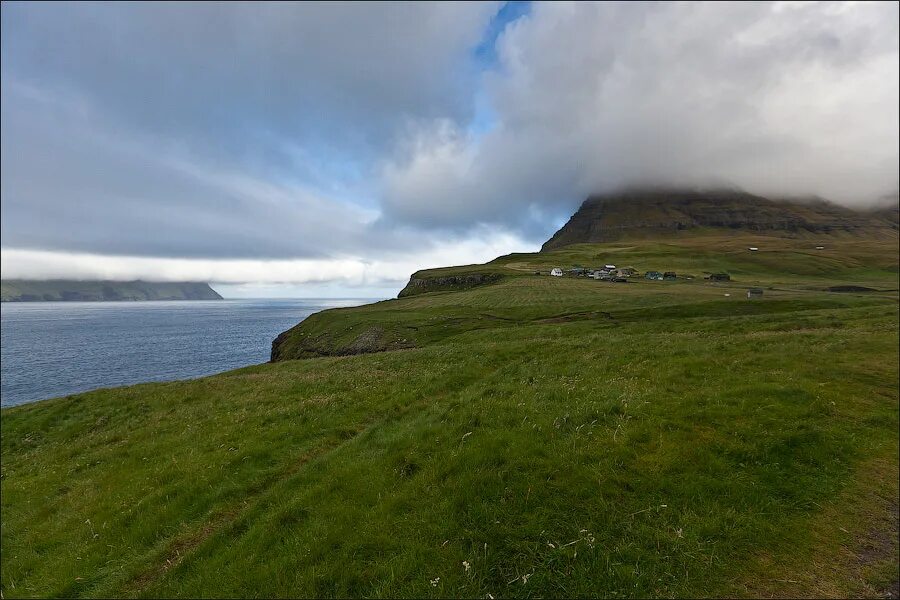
[{"left": 2, "top": 1, "right": 897, "bottom": 297}]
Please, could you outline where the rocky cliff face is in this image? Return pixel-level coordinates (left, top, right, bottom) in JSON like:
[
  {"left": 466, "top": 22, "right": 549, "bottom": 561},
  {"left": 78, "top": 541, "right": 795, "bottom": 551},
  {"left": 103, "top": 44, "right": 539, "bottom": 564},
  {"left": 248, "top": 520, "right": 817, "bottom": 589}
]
[
  {"left": 541, "top": 188, "right": 899, "bottom": 251},
  {"left": 397, "top": 273, "right": 503, "bottom": 298},
  {"left": 270, "top": 323, "right": 413, "bottom": 362}
]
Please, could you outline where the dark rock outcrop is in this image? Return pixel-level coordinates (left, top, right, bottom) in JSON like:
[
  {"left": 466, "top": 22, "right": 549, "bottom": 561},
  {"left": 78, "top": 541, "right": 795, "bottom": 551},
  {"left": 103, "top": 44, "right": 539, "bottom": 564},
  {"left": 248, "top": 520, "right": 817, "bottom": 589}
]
[
  {"left": 270, "top": 320, "right": 415, "bottom": 362},
  {"left": 398, "top": 273, "right": 503, "bottom": 298},
  {"left": 542, "top": 188, "right": 899, "bottom": 251}
]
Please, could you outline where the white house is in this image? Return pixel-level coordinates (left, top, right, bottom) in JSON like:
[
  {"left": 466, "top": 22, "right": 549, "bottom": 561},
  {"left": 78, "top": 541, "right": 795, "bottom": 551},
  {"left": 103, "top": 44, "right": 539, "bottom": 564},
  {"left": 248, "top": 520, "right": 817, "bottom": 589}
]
[
  {"left": 550, "top": 268, "right": 563, "bottom": 277},
  {"left": 604, "top": 264, "right": 616, "bottom": 270},
  {"left": 748, "top": 247, "right": 759, "bottom": 252}
]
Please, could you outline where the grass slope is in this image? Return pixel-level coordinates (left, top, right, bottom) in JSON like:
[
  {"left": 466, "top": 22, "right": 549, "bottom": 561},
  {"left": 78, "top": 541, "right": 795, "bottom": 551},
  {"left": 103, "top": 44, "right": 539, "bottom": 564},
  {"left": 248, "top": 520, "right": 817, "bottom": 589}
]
[
  {"left": 2, "top": 232, "right": 898, "bottom": 598},
  {"left": 275, "top": 232, "right": 899, "bottom": 360}
]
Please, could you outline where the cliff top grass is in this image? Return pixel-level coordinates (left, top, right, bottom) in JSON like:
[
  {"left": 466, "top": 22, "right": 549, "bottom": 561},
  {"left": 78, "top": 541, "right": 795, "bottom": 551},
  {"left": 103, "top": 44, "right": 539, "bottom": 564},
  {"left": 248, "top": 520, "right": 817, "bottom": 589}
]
[
  {"left": 407, "top": 230, "right": 898, "bottom": 291},
  {"left": 276, "top": 232, "right": 899, "bottom": 360},
  {"left": 2, "top": 231, "right": 898, "bottom": 598}
]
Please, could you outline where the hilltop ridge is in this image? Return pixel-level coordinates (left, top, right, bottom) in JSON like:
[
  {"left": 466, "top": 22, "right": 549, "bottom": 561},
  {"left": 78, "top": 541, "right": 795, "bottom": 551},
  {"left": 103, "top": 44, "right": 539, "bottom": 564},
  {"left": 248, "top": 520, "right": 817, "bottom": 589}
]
[{"left": 541, "top": 188, "right": 899, "bottom": 251}]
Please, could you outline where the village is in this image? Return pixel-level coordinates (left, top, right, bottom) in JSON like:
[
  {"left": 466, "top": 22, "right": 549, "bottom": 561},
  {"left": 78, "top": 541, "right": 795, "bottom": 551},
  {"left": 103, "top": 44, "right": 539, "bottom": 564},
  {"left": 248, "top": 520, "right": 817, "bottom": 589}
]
[{"left": 547, "top": 265, "right": 765, "bottom": 298}]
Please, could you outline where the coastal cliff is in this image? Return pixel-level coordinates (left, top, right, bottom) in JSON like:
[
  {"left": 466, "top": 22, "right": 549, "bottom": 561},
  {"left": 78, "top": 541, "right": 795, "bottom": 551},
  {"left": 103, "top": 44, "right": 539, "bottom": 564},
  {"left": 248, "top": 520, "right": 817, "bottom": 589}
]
[
  {"left": 397, "top": 272, "right": 504, "bottom": 297},
  {"left": 0, "top": 280, "right": 222, "bottom": 302}
]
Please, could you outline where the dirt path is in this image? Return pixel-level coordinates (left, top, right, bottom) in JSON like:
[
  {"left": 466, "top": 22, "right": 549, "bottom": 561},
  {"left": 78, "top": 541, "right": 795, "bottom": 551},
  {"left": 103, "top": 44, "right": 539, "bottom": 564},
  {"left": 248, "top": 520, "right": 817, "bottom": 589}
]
[{"left": 733, "top": 453, "right": 899, "bottom": 599}]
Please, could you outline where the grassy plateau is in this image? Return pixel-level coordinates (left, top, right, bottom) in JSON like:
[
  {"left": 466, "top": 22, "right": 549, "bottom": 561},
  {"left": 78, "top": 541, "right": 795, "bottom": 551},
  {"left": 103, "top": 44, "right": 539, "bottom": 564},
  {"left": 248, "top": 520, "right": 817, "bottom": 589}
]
[{"left": 2, "top": 231, "right": 898, "bottom": 598}]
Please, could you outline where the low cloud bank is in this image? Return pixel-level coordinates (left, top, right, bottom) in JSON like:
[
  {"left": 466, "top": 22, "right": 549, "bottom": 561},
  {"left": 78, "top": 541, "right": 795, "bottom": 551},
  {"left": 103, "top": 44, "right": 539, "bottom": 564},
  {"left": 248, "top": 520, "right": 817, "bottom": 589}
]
[{"left": 1, "top": 230, "right": 532, "bottom": 295}]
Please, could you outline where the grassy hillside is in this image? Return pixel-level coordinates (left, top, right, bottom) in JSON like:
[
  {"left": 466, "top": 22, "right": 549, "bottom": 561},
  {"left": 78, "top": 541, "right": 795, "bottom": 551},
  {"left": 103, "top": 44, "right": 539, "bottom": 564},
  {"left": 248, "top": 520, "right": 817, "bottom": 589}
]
[
  {"left": 0, "top": 280, "right": 222, "bottom": 302},
  {"left": 2, "top": 231, "right": 898, "bottom": 598},
  {"left": 277, "top": 231, "right": 899, "bottom": 360}
]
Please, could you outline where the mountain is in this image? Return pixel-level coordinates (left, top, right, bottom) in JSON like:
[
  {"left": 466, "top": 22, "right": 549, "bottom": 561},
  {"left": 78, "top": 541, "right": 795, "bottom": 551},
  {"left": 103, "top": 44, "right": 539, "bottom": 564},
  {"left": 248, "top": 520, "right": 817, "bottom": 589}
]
[
  {"left": 0, "top": 280, "right": 222, "bottom": 302},
  {"left": 869, "top": 191, "right": 900, "bottom": 224},
  {"left": 541, "top": 188, "right": 900, "bottom": 251}
]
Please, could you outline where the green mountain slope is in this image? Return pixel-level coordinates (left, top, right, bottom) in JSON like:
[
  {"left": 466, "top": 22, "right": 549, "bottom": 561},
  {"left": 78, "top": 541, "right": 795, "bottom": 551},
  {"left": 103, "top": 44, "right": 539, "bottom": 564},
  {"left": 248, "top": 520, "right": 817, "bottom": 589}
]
[
  {"left": 2, "top": 231, "right": 898, "bottom": 598},
  {"left": 541, "top": 189, "right": 899, "bottom": 251},
  {"left": 0, "top": 280, "right": 222, "bottom": 302}
]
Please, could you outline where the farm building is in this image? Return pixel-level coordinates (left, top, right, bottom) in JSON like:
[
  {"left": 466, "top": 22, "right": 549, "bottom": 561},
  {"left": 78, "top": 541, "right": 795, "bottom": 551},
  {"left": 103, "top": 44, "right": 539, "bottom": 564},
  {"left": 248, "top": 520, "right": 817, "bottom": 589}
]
[
  {"left": 663, "top": 271, "right": 677, "bottom": 281},
  {"left": 645, "top": 271, "right": 663, "bottom": 280},
  {"left": 708, "top": 273, "right": 731, "bottom": 282},
  {"left": 550, "top": 268, "right": 563, "bottom": 277},
  {"left": 747, "top": 288, "right": 764, "bottom": 299},
  {"left": 748, "top": 247, "right": 759, "bottom": 252},
  {"left": 604, "top": 264, "right": 616, "bottom": 270}
]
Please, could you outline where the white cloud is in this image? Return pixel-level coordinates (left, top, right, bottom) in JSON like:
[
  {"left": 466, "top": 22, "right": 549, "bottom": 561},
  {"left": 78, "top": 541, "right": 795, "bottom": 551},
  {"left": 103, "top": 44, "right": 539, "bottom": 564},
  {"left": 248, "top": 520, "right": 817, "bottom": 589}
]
[
  {"left": 2, "top": 2, "right": 500, "bottom": 157},
  {"left": 1, "top": 230, "right": 533, "bottom": 297},
  {"left": 382, "top": 1, "right": 900, "bottom": 231},
  {"left": 0, "top": 80, "right": 391, "bottom": 259},
  {"left": 1, "top": 2, "right": 503, "bottom": 262},
  {"left": 3, "top": 2, "right": 898, "bottom": 289}
]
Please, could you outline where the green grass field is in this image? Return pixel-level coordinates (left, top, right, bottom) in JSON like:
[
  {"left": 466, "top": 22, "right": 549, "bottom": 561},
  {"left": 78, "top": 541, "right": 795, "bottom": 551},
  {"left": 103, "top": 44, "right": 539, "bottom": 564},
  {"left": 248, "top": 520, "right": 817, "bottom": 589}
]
[{"left": 2, "top": 232, "right": 898, "bottom": 598}]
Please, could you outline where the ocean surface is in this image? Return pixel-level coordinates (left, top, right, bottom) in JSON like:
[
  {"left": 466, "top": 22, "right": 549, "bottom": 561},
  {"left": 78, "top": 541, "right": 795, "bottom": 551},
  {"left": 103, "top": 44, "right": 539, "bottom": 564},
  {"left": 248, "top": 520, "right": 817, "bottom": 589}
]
[{"left": 0, "top": 298, "right": 378, "bottom": 408}]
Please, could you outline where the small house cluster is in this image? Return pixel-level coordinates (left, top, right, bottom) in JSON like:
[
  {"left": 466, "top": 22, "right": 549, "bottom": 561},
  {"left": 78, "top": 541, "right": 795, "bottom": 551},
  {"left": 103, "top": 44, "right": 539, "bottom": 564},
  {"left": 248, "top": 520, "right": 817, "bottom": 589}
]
[
  {"left": 544, "top": 263, "right": 764, "bottom": 299},
  {"left": 546, "top": 265, "right": 744, "bottom": 284},
  {"left": 547, "top": 264, "right": 671, "bottom": 283},
  {"left": 575, "top": 265, "right": 637, "bottom": 282}
]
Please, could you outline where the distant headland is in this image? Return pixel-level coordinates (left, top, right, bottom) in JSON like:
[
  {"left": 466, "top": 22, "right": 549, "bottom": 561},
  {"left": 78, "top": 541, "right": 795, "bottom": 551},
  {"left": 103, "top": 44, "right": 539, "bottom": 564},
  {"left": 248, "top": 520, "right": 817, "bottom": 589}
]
[{"left": 0, "top": 280, "right": 222, "bottom": 302}]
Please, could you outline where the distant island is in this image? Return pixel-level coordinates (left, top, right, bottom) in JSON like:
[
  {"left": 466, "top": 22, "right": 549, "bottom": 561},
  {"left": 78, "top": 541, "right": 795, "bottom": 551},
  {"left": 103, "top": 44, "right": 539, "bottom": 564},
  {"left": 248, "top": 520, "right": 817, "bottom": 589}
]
[{"left": 0, "top": 280, "right": 222, "bottom": 302}]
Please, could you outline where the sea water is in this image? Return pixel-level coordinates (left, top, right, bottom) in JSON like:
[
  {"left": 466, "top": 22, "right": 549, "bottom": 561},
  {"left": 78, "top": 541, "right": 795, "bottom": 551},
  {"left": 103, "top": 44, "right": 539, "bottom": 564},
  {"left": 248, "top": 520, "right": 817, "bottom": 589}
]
[{"left": 0, "top": 298, "right": 377, "bottom": 407}]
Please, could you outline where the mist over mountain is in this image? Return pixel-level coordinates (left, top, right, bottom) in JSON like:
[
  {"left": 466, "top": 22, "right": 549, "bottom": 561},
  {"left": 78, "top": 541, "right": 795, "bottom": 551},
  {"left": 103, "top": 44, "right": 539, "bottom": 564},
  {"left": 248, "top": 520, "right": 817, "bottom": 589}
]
[{"left": 541, "top": 187, "right": 900, "bottom": 251}]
